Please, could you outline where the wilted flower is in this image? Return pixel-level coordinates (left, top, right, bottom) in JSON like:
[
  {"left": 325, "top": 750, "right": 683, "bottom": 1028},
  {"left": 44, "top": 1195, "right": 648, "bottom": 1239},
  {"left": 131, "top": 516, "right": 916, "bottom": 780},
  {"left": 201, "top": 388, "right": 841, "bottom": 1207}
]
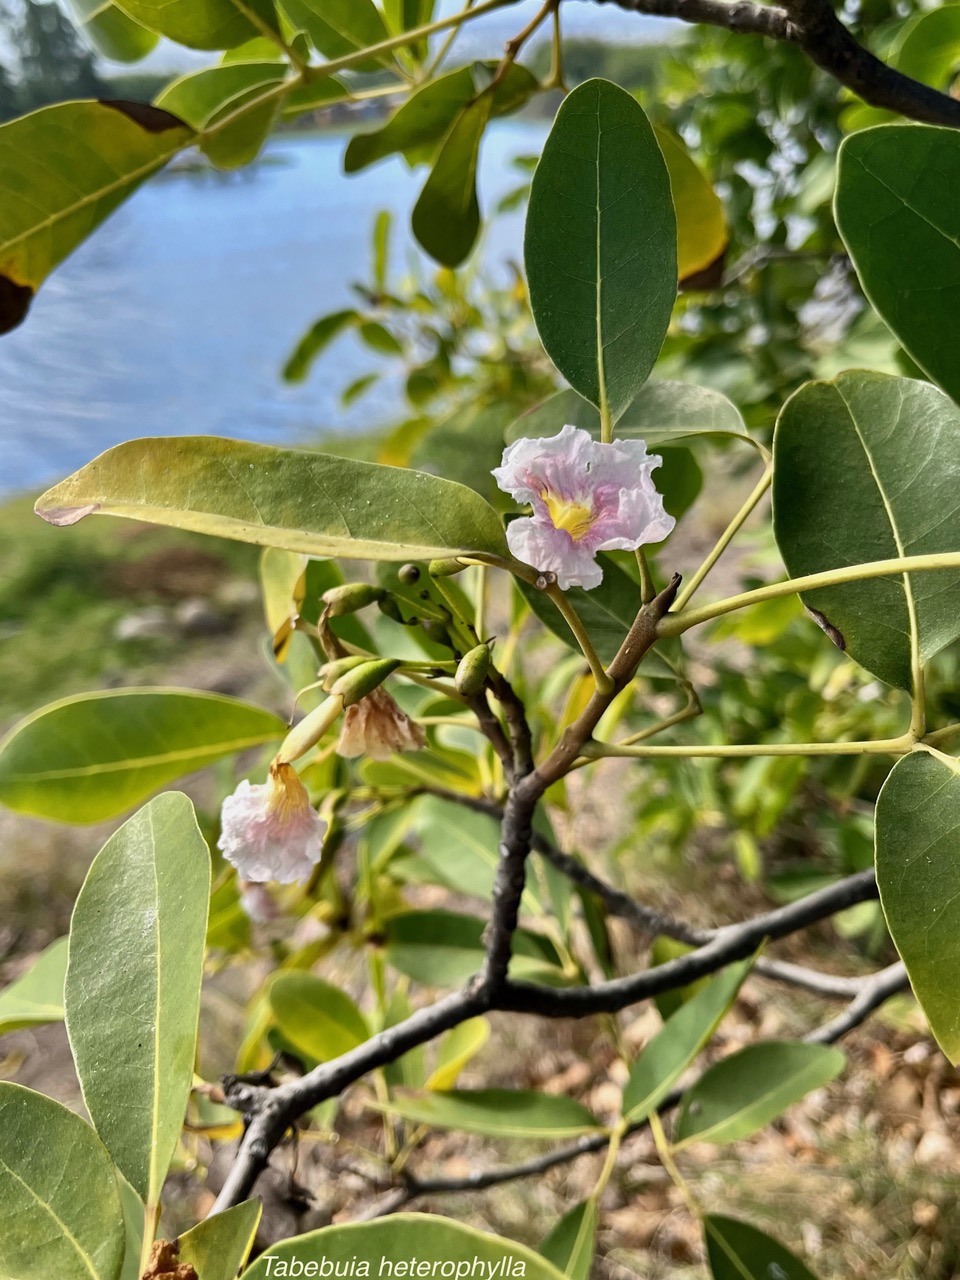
[
  {"left": 492, "top": 424, "right": 675, "bottom": 590},
  {"left": 218, "top": 761, "right": 326, "bottom": 884},
  {"left": 337, "top": 686, "right": 427, "bottom": 760}
]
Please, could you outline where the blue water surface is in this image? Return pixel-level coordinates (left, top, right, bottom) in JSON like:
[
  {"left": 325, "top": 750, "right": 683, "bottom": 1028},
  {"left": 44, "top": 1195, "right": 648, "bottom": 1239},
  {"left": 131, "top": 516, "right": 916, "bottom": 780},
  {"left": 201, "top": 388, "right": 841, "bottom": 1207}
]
[{"left": 0, "top": 122, "right": 546, "bottom": 498}]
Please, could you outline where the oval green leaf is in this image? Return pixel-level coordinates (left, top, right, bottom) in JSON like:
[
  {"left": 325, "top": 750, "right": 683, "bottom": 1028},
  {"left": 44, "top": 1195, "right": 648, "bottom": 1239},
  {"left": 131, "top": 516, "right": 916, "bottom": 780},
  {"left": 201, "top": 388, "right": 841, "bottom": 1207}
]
[
  {"left": 36, "top": 437, "right": 508, "bottom": 563},
  {"left": 773, "top": 371, "right": 960, "bottom": 690},
  {"left": 412, "top": 93, "right": 492, "bottom": 268},
  {"left": 155, "top": 62, "right": 289, "bottom": 168},
  {"left": 654, "top": 124, "right": 727, "bottom": 284},
  {"left": 412, "top": 794, "right": 546, "bottom": 915},
  {"left": 347, "top": 62, "right": 536, "bottom": 175},
  {"left": 525, "top": 78, "right": 677, "bottom": 424},
  {"left": 384, "top": 909, "right": 565, "bottom": 987},
  {"left": 241, "top": 1214, "right": 567, "bottom": 1280},
  {"left": 269, "top": 972, "right": 371, "bottom": 1062},
  {"left": 65, "top": 792, "right": 211, "bottom": 1204},
  {"left": 379, "top": 1088, "right": 601, "bottom": 1140},
  {"left": 280, "top": 0, "right": 391, "bottom": 70},
  {"left": 0, "top": 688, "right": 286, "bottom": 823},
  {"left": 427, "top": 1016, "right": 490, "bottom": 1091},
  {"left": 507, "top": 382, "right": 751, "bottom": 449},
  {"left": 876, "top": 749, "right": 960, "bottom": 1063},
  {"left": 0, "top": 102, "right": 191, "bottom": 334},
  {"left": 704, "top": 1215, "right": 819, "bottom": 1280},
  {"left": 0, "top": 936, "right": 67, "bottom": 1035},
  {"left": 622, "top": 955, "right": 753, "bottom": 1123},
  {"left": 66, "top": 0, "right": 159, "bottom": 61},
  {"left": 0, "top": 1082, "right": 125, "bottom": 1280},
  {"left": 117, "top": 1173, "right": 145, "bottom": 1280},
  {"left": 896, "top": 6, "right": 960, "bottom": 88},
  {"left": 111, "top": 0, "right": 279, "bottom": 49},
  {"left": 539, "top": 1200, "right": 597, "bottom": 1280},
  {"left": 179, "top": 1199, "right": 263, "bottom": 1280},
  {"left": 836, "top": 124, "right": 960, "bottom": 406},
  {"left": 674, "top": 1041, "right": 844, "bottom": 1148}
]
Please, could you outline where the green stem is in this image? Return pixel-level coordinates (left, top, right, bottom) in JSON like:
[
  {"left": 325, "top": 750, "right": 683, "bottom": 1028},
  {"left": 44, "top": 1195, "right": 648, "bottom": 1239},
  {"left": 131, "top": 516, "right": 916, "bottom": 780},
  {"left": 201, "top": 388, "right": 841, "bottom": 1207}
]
[
  {"left": 475, "top": 565, "right": 488, "bottom": 641},
  {"left": 922, "top": 722, "right": 960, "bottom": 748},
  {"left": 230, "top": 0, "right": 307, "bottom": 70},
  {"left": 589, "top": 1120, "right": 626, "bottom": 1204},
  {"left": 421, "top": 0, "right": 477, "bottom": 78},
  {"left": 570, "top": 694, "right": 701, "bottom": 772},
  {"left": 581, "top": 733, "right": 914, "bottom": 761},
  {"left": 636, "top": 548, "right": 656, "bottom": 604},
  {"left": 546, "top": 585, "right": 614, "bottom": 693},
  {"left": 649, "top": 1112, "right": 701, "bottom": 1221},
  {"left": 545, "top": 0, "right": 566, "bottom": 89},
  {"left": 673, "top": 465, "right": 773, "bottom": 611},
  {"left": 659, "top": 551, "right": 960, "bottom": 637}
]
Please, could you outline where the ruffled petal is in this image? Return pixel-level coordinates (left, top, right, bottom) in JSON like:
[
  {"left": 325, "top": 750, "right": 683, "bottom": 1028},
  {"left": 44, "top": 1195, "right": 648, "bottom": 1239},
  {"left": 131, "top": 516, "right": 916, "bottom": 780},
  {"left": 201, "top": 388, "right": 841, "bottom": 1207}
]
[
  {"left": 218, "top": 769, "right": 326, "bottom": 885},
  {"left": 506, "top": 516, "right": 605, "bottom": 591},
  {"left": 494, "top": 427, "right": 675, "bottom": 590}
]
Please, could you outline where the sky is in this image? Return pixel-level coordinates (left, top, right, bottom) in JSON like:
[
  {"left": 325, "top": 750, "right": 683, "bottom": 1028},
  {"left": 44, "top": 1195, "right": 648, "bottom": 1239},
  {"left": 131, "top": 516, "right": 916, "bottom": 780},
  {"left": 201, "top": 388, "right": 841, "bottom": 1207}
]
[{"left": 109, "top": 0, "right": 668, "bottom": 74}]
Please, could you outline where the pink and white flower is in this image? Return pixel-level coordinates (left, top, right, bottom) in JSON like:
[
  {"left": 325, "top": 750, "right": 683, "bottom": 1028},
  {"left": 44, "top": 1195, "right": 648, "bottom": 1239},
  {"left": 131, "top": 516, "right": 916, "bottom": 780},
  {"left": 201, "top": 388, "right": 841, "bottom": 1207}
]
[
  {"left": 218, "top": 761, "right": 326, "bottom": 884},
  {"left": 492, "top": 424, "right": 675, "bottom": 590}
]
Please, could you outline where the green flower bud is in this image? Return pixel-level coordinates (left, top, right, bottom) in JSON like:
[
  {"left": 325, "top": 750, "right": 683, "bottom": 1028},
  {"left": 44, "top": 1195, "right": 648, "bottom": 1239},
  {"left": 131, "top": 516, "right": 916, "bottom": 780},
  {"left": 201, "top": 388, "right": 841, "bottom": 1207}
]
[
  {"left": 428, "top": 558, "right": 466, "bottom": 578},
  {"left": 330, "top": 658, "right": 402, "bottom": 707},
  {"left": 318, "top": 654, "right": 369, "bottom": 691},
  {"left": 421, "top": 620, "right": 453, "bottom": 648},
  {"left": 454, "top": 643, "right": 492, "bottom": 696},
  {"left": 322, "top": 583, "right": 385, "bottom": 617},
  {"left": 377, "top": 595, "right": 405, "bottom": 623}
]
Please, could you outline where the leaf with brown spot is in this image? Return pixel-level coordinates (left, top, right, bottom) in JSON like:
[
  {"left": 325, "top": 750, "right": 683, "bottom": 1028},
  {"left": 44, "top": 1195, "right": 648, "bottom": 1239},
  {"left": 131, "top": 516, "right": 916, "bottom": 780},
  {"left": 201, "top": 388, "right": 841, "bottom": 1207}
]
[
  {"left": 99, "top": 99, "right": 187, "bottom": 132},
  {"left": 0, "top": 276, "right": 32, "bottom": 334},
  {"left": 0, "top": 101, "right": 192, "bottom": 335}
]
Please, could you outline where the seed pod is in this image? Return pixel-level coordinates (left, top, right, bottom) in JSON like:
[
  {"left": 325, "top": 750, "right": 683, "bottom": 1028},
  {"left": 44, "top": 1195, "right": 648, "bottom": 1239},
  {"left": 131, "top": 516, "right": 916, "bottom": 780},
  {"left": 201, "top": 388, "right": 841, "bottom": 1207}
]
[
  {"left": 454, "top": 643, "right": 492, "bottom": 696},
  {"left": 321, "top": 583, "right": 385, "bottom": 617},
  {"left": 330, "top": 658, "right": 402, "bottom": 707}
]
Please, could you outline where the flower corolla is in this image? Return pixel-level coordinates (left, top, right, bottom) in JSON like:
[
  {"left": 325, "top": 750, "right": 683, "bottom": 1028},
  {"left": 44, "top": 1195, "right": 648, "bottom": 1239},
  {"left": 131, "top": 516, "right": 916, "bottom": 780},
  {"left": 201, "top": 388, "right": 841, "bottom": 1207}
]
[{"left": 492, "top": 424, "right": 675, "bottom": 590}]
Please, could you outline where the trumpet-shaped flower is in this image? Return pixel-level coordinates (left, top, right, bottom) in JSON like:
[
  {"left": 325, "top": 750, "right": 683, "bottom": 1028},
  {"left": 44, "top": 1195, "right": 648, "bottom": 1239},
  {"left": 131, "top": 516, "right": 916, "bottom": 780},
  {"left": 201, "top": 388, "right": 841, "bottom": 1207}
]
[
  {"left": 492, "top": 424, "right": 675, "bottom": 590},
  {"left": 218, "top": 761, "right": 326, "bottom": 885},
  {"left": 337, "top": 686, "right": 427, "bottom": 761}
]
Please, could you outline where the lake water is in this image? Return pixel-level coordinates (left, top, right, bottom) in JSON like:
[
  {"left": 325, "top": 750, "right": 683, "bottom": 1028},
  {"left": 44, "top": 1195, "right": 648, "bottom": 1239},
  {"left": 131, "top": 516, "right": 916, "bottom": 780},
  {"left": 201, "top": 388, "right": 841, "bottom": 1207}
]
[{"left": 0, "top": 123, "right": 546, "bottom": 499}]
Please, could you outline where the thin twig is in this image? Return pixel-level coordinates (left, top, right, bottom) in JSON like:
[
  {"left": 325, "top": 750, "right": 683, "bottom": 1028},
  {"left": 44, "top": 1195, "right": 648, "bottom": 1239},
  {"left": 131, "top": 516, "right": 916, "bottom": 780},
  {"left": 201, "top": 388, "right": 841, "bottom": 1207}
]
[{"left": 364, "top": 961, "right": 909, "bottom": 1210}]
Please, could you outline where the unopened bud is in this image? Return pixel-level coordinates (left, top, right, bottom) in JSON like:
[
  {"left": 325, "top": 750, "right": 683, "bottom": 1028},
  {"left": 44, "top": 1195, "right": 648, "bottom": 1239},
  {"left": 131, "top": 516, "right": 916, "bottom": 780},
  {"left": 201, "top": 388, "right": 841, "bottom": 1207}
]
[
  {"left": 428, "top": 557, "right": 466, "bottom": 578},
  {"left": 422, "top": 620, "right": 452, "bottom": 647},
  {"left": 330, "top": 658, "right": 402, "bottom": 707},
  {"left": 322, "top": 583, "right": 385, "bottom": 617},
  {"left": 318, "top": 654, "right": 369, "bottom": 691},
  {"left": 377, "top": 595, "right": 404, "bottom": 623},
  {"left": 454, "top": 643, "right": 492, "bottom": 696}
]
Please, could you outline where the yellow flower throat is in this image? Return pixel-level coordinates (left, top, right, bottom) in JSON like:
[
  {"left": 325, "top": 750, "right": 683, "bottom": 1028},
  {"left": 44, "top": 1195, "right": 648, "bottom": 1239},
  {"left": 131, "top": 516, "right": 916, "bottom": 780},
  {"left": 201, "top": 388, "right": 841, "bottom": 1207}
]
[{"left": 541, "top": 490, "right": 595, "bottom": 541}]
